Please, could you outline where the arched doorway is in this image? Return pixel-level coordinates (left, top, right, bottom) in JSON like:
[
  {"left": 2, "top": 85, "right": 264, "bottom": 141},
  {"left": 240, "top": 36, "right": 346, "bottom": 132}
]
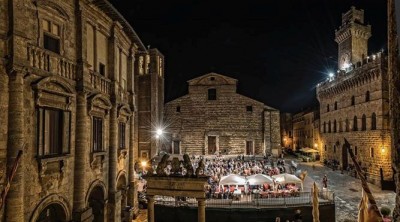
[
  {"left": 342, "top": 145, "right": 348, "bottom": 170},
  {"left": 88, "top": 186, "right": 105, "bottom": 222},
  {"left": 117, "top": 174, "right": 127, "bottom": 220},
  {"left": 37, "top": 203, "right": 67, "bottom": 222}
]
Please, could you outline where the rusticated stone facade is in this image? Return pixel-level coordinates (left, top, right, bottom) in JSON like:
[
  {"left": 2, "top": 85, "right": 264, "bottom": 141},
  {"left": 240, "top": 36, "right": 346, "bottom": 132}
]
[
  {"left": 292, "top": 109, "right": 320, "bottom": 152},
  {"left": 0, "top": 0, "right": 163, "bottom": 221},
  {"left": 316, "top": 7, "right": 392, "bottom": 185},
  {"left": 164, "top": 73, "right": 281, "bottom": 156}
]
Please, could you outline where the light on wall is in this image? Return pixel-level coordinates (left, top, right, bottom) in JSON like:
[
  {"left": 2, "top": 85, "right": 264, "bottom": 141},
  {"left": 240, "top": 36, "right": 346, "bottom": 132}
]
[{"left": 381, "top": 147, "right": 385, "bottom": 153}]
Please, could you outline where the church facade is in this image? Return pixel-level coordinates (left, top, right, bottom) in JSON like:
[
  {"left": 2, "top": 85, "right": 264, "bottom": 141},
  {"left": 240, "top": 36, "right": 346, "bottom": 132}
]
[
  {"left": 0, "top": 0, "right": 163, "bottom": 221},
  {"left": 316, "top": 7, "right": 392, "bottom": 185},
  {"left": 164, "top": 73, "right": 281, "bottom": 156}
]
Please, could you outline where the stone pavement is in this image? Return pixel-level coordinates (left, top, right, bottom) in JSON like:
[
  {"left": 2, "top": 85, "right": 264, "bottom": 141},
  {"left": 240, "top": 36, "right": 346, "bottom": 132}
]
[{"left": 297, "top": 160, "right": 395, "bottom": 222}]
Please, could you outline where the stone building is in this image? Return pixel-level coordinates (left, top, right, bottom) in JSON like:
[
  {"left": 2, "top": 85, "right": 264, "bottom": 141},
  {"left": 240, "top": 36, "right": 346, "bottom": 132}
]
[
  {"left": 164, "top": 73, "right": 281, "bottom": 156},
  {"left": 280, "top": 113, "right": 293, "bottom": 150},
  {"left": 292, "top": 109, "right": 320, "bottom": 152},
  {"left": 0, "top": 0, "right": 163, "bottom": 221},
  {"left": 316, "top": 7, "right": 392, "bottom": 185}
]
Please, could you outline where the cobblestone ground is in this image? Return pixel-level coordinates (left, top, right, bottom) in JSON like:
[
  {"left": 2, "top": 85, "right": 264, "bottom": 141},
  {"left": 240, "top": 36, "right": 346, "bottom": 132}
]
[{"left": 298, "top": 160, "right": 396, "bottom": 222}]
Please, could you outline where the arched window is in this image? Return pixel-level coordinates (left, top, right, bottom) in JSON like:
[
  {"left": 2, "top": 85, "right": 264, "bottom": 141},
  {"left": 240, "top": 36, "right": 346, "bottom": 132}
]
[
  {"left": 334, "top": 102, "right": 338, "bottom": 110},
  {"left": 328, "top": 121, "right": 331, "bottom": 133},
  {"left": 361, "top": 114, "right": 367, "bottom": 131},
  {"left": 339, "top": 119, "right": 343, "bottom": 132},
  {"left": 353, "top": 116, "right": 358, "bottom": 131},
  {"left": 355, "top": 146, "right": 358, "bottom": 155},
  {"left": 345, "top": 119, "right": 350, "bottom": 132},
  {"left": 351, "top": 96, "right": 355, "bottom": 106},
  {"left": 371, "top": 113, "right": 377, "bottom": 130},
  {"left": 333, "top": 120, "right": 337, "bottom": 133},
  {"left": 327, "top": 104, "right": 330, "bottom": 112},
  {"left": 323, "top": 122, "right": 326, "bottom": 133},
  {"left": 366, "top": 91, "right": 370, "bottom": 102},
  {"left": 324, "top": 145, "right": 327, "bottom": 151},
  {"left": 334, "top": 145, "right": 336, "bottom": 153}
]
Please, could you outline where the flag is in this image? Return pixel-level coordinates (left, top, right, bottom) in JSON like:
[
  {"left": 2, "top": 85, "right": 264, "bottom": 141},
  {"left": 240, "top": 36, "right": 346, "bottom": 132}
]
[
  {"left": 312, "top": 182, "right": 320, "bottom": 222},
  {"left": 344, "top": 139, "right": 383, "bottom": 222},
  {"left": 0, "top": 150, "right": 23, "bottom": 210}
]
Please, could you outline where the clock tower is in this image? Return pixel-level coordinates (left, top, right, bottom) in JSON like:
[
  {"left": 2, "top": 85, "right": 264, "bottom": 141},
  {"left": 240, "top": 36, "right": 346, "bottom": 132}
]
[{"left": 335, "top": 6, "right": 371, "bottom": 70}]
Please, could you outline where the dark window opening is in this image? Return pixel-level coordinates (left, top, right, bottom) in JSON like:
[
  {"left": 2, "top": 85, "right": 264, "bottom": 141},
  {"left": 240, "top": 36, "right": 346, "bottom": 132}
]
[
  {"left": 371, "top": 113, "right": 377, "bottom": 130},
  {"left": 353, "top": 116, "right": 358, "bottom": 131},
  {"left": 327, "top": 104, "right": 330, "bottom": 112},
  {"left": 246, "top": 106, "right": 253, "bottom": 112},
  {"left": 176, "top": 106, "right": 181, "bottom": 112},
  {"left": 351, "top": 96, "right": 355, "bottom": 106},
  {"left": 355, "top": 146, "right": 358, "bottom": 155},
  {"left": 210, "top": 77, "right": 215, "bottom": 81},
  {"left": 361, "top": 114, "right": 367, "bottom": 131},
  {"left": 99, "top": 63, "right": 106, "bottom": 76},
  {"left": 208, "top": 88, "right": 216, "bottom": 100},
  {"left": 119, "top": 122, "right": 126, "bottom": 149},
  {"left": 93, "top": 117, "right": 103, "bottom": 152},
  {"left": 334, "top": 102, "right": 338, "bottom": 110},
  {"left": 44, "top": 34, "right": 60, "bottom": 54},
  {"left": 366, "top": 91, "right": 370, "bottom": 102},
  {"left": 370, "top": 147, "right": 374, "bottom": 158}
]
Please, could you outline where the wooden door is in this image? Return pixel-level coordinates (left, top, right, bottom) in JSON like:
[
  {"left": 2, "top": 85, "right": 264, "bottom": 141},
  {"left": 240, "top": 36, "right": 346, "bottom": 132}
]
[
  {"left": 246, "top": 141, "right": 253, "bottom": 155},
  {"left": 208, "top": 136, "right": 216, "bottom": 154}
]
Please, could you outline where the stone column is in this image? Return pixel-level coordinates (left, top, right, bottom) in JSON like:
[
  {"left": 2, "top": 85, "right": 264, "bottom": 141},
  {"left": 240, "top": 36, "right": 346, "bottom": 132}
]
[
  {"left": 197, "top": 198, "right": 206, "bottom": 222},
  {"left": 147, "top": 195, "right": 155, "bottom": 222},
  {"left": 108, "top": 105, "right": 118, "bottom": 222},
  {"left": 73, "top": 92, "right": 90, "bottom": 220},
  {"left": 128, "top": 114, "right": 137, "bottom": 209},
  {"left": 5, "top": 72, "right": 25, "bottom": 222}
]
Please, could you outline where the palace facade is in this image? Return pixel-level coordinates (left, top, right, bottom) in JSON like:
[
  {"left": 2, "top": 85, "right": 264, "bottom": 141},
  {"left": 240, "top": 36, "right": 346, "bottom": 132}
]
[
  {"left": 0, "top": 0, "right": 163, "bottom": 221},
  {"left": 316, "top": 7, "right": 392, "bottom": 185},
  {"left": 164, "top": 73, "right": 281, "bottom": 156}
]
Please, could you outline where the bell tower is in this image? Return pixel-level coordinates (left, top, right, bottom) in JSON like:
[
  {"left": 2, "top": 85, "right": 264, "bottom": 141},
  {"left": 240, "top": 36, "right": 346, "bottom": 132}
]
[{"left": 335, "top": 6, "right": 371, "bottom": 70}]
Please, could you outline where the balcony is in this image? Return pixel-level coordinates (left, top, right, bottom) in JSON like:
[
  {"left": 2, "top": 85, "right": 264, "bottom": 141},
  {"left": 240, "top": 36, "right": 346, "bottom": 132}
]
[
  {"left": 89, "top": 70, "right": 111, "bottom": 95},
  {"left": 27, "top": 45, "right": 76, "bottom": 80}
]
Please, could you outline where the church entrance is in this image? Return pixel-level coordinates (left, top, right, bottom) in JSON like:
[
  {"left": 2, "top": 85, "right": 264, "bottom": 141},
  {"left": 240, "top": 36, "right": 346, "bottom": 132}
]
[{"left": 208, "top": 136, "right": 216, "bottom": 154}]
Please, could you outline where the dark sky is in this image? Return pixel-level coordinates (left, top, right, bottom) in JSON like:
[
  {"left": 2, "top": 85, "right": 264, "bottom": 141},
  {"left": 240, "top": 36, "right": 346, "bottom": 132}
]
[{"left": 111, "top": 0, "right": 387, "bottom": 113}]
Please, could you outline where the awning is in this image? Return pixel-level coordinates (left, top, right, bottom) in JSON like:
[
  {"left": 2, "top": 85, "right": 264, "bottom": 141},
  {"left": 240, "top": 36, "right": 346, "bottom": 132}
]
[{"left": 247, "top": 174, "right": 274, "bottom": 185}]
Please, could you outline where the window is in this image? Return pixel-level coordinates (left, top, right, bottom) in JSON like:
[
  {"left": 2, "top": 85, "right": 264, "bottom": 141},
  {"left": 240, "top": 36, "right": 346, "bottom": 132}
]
[
  {"left": 246, "top": 106, "right": 253, "bottom": 112},
  {"left": 324, "top": 145, "right": 327, "bottom": 151},
  {"left": 210, "top": 77, "right": 215, "bottom": 81},
  {"left": 371, "top": 113, "right": 377, "bottom": 130},
  {"left": 289, "top": 131, "right": 292, "bottom": 137},
  {"left": 93, "top": 117, "right": 103, "bottom": 152},
  {"left": 327, "top": 104, "right": 330, "bottom": 112},
  {"left": 208, "top": 88, "right": 216, "bottom": 100},
  {"left": 37, "top": 108, "right": 70, "bottom": 157},
  {"left": 345, "top": 119, "right": 350, "bottom": 132},
  {"left": 353, "top": 116, "right": 358, "bottom": 131},
  {"left": 328, "top": 121, "right": 331, "bottom": 133},
  {"left": 361, "top": 114, "right": 366, "bottom": 131},
  {"left": 333, "top": 120, "right": 337, "bottom": 133},
  {"left": 323, "top": 122, "right": 326, "bottom": 133},
  {"left": 355, "top": 146, "right": 358, "bottom": 155},
  {"left": 42, "top": 20, "right": 60, "bottom": 54},
  {"left": 366, "top": 91, "right": 370, "bottom": 102},
  {"left": 119, "top": 122, "right": 126, "bottom": 149},
  {"left": 351, "top": 96, "right": 355, "bottom": 106},
  {"left": 370, "top": 147, "right": 374, "bottom": 158},
  {"left": 339, "top": 119, "right": 343, "bottom": 132},
  {"left": 334, "top": 145, "right": 336, "bottom": 153},
  {"left": 176, "top": 106, "right": 181, "bottom": 113},
  {"left": 334, "top": 102, "right": 338, "bottom": 110},
  {"left": 99, "top": 63, "right": 106, "bottom": 76}
]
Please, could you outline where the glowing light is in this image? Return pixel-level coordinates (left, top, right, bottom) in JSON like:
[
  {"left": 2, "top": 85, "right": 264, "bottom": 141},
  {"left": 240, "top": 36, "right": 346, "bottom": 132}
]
[
  {"left": 141, "top": 161, "right": 147, "bottom": 168},
  {"left": 314, "top": 143, "right": 318, "bottom": 148},
  {"left": 329, "top": 73, "right": 334, "bottom": 78},
  {"left": 381, "top": 147, "right": 385, "bottom": 153},
  {"left": 156, "top": 128, "right": 163, "bottom": 136},
  {"left": 342, "top": 62, "right": 351, "bottom": 70}
]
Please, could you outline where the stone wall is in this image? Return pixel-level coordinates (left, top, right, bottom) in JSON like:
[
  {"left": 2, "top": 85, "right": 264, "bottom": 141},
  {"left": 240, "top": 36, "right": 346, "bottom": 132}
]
[{"left": 165, "top": 73, "right": 280, "bottom": 155}]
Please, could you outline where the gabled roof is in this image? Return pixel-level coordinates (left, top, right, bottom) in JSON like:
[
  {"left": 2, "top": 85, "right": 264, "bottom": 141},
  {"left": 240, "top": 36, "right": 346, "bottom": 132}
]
[{"left": 187, "top": 72, "right": 238, "bottom": 85}]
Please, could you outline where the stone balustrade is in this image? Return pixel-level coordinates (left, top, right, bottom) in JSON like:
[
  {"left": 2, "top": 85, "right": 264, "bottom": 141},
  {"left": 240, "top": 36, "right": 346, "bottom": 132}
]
[
  {"left": 27, "top": 45, "right": 76, "bottom": 80},
  {"left": 89, "top": 70, "right": 111, "bottom": 94}
]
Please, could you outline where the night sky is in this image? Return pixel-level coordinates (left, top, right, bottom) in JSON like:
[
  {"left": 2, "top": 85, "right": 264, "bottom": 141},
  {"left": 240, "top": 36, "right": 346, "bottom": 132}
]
[{"left": 112, "top": 0, "right": 387, "bottom": 113}]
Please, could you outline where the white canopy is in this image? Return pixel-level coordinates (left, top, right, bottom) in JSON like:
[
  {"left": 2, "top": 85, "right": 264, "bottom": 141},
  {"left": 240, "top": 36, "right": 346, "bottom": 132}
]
[
  {"left": 272, "top": 173, "right": 302, "bottom": 184},
  {"left": 247, "top": 174, "right": 274, "bottom": 185},
  {"left": 219, "top": 174, "right": 246, "bottom": 185}
]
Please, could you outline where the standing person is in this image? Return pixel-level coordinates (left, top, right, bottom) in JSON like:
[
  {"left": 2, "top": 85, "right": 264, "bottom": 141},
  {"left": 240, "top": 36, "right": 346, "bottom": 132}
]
[
  {"left": 294, "top": 209, "right": 302, "bottom": 222},
  {"left": 322, "top": 174, "right": 328, "bottom": 188}
]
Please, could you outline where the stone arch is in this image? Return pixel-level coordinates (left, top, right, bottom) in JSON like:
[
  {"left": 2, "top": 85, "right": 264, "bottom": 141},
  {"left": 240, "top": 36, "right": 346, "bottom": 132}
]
[
  {"left": 36, "top": 0, "right": 71, "bottom": 20},
  {"left": 34, "top": 75, "right": 75, "bottom": 94},
  {"left": 85, "top": 179, "right": 108, "bottom": 207},
  {"left": 30, "top": 194, "right": 71, "bottom": 222},
  {"left": 116, "top": 171, "right": 128, "bottom": 220},
  {"left": 33, "top": 76, "right": 75, "bottom": 111},
  {"left": 88, "top": 93, "right": 112, "bottom": 116},
  {"left": 86, "top": 180, "right": 107, "bottom": 222}
]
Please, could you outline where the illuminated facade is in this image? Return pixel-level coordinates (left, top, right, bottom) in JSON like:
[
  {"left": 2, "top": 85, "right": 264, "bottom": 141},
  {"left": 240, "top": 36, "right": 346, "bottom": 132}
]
[
  {"left": 164, "top": 73, "right": 281, "bottom": 156},
  {"left": 0, "top": 0, "right": 163, "bottom": 221},
  {"left": 316, "top": 7, "right": 392, "bottom": 185}
]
